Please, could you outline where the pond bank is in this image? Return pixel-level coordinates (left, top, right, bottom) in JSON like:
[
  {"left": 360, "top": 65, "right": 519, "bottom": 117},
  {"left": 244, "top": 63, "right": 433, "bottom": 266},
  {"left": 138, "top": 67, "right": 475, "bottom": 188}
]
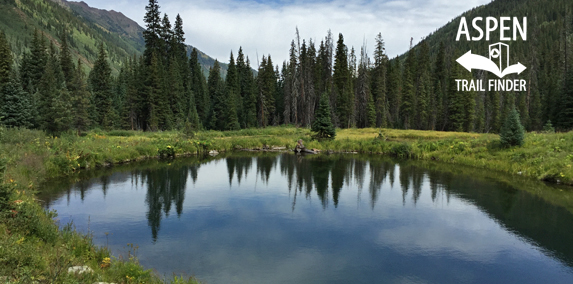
[{"left": 0, "top": 126, "right": 571, "bottom": 283}]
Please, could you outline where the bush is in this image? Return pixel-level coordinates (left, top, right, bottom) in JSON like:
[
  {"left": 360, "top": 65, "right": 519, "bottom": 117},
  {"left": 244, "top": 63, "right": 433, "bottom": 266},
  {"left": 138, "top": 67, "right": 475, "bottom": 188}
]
[
  {"left": 500, "top": 107, "right": 525, "bottom": 147},
  {"left": 389, "top": 143, "right": 413, "bottom": 158},
  {"left": 543, "top": 120, "right": 555, "bottom": 133}
]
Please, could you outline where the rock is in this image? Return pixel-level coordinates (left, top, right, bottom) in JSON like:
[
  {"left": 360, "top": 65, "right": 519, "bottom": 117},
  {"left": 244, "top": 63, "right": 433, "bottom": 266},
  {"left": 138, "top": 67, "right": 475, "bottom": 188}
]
[
  {"left": 271, "top": 146, "right": 286, "bottom": 150},
  {"left": 208, "top": 150, "right": 219, "bottom": 156},
  {"left": 262, "top": 144, "right": 270, "bottom": 150},
  {"left": 68, "top": 266, "right": 94, "bottom": 274}
]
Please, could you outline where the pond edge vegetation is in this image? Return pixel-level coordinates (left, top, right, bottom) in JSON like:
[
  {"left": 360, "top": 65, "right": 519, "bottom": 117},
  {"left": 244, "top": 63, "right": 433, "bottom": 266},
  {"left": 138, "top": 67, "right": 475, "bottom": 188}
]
[{"left": 1, "top": 125, "right": 573, "bottom": 283}]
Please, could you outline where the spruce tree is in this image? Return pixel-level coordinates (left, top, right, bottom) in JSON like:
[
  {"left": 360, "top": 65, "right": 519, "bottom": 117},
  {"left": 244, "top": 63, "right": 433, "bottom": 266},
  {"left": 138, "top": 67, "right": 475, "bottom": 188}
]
[
  {"left": 143, "top": 0, "right": 162, "bottom": 66},
  {"left": 333, "top": 33, "right": 351, "bottom": 128},
  {"left": 189, "top": 48, "right": 209, "bottom": 126},
  {"left": 70, "top": 60, "right": 91, "bottom": 134},
  {"left": 0, "top": 77, "right": 33, "bottom": 128},
  {"left": 0, "top": 30, "right": 12, "bottom": 87},
  {"left": 59, "top": 28, "right": 74, "bottom": 86},
  {"left": 500, "top": 106, "right": 525, "bottom": 147},
  {"left": 89, "top": 43, "right": 113, "bottom": 127},
  {"left": 225, "top": 52, "right": 241, "bottom": 130},
  {"left": 372, "top": 33, "right": 388, "bottom": 128},
  {"left": 557, "top": 64, "right": 573, "bottom": 130},
  {"left": 401, "top": 49, "right": 415, "bottom": 129},
  {"left": 208, "top": 61, "right": 225, "bottom": 130},
  {"left": 312, "top": 91, "right": 335, "bottom": 139}
]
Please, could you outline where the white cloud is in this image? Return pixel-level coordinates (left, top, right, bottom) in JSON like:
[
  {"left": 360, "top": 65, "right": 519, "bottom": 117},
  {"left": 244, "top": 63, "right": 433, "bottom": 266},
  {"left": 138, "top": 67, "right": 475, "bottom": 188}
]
[{"left": 77, "top": 0, "right": 490, "bottom": 68}]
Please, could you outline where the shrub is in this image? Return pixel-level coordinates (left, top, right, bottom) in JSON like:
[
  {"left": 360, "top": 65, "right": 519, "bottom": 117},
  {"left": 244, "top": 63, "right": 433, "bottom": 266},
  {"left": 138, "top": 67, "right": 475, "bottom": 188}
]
[
  {"left": 543, "top": 120, "right": 555, "bottom": 133},
  {"left": 500, "top": 107, "right": 525, "bottom": 147},
  {"left": 389, "top": 143, "right": 413, "bottom": 159}
]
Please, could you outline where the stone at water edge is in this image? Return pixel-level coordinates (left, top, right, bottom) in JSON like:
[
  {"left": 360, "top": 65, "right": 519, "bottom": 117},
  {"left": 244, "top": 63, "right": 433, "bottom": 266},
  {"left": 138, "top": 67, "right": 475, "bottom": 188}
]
[
  {"left": 68, "top": 265, "right": 94, "bottom": 274},
  {"left": 208, "top": 150, "right": 219, "bottom": 156}
]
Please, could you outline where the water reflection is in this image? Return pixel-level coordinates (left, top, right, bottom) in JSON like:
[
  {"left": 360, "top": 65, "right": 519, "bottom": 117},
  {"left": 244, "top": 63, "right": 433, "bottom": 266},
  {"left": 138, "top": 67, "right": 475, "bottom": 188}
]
[{"left": 41, "top": 153, "right": 573, "bottom": 283}]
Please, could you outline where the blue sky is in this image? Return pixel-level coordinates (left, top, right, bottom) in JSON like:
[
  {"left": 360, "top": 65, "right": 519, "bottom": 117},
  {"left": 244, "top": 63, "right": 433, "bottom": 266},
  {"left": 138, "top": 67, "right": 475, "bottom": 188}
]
[{"left": 77, "top": 0, "right": 490, "bottom": 67}]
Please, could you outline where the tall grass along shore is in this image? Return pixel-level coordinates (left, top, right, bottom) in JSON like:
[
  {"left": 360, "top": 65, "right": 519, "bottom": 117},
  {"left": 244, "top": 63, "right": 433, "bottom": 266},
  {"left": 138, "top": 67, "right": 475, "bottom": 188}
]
[{"left": 1, "top": 126, "right": 572, "bottom": 283}]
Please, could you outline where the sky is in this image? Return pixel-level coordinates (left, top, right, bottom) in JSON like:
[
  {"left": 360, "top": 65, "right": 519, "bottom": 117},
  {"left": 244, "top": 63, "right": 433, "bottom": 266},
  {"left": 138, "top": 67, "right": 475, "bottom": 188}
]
[{"left": 77, "top": 0, "right": 491, "bottom": 68}]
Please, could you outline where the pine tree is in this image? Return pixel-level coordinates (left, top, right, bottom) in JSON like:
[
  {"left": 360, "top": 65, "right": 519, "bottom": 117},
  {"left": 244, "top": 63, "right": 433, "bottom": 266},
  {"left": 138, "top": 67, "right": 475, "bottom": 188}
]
[
  {"left": 500, "top": 106, "right": 525, "bottom": 147},
  {"left": 242, "top": 57, "right": 257, "bottom": 128},
  {"left": 489, "top": 90, "right": 501, "bottom": 133},
  {"left": 557, "top": 64, "right": 573, "bottom": 130},
  {"left": 89, "top": 43, "right": 113, "bottom": 127},
  {"left": 208, "top": 61, "right": 225, "bottom": 130},
  {"left": 143, "top": 0, "right": 162, "bottom": 66},
  {"left": 0, "top": 30, "right": 12, "bottom": 87},
  {"left": 401, "top": 49, "right": 415, "bottom": 129},
  {"left": 189, "top": 48, "right": 209, "bottom": 126},
  {"left": 0, "top": 77, "right": 33, "bottom": 128},
  {"left": 38, "top": 45, "right": 65, "bottom": 133},
  {"left": 225, "top": 52, "right": 241, "bottom": 130},
  {"left": 257, "top": 56, "right": 276, "bottom": 127},
  {"left": 146, "top": 52, "right": 166, "bottom": 131},
  {"left": 356, "top": 42, "right": 371, "bottom": 128},
  {"left": 416, "top": 41, "right": 431, "bottom": 130},
  {"left": 20, "top": 30, "right": 47, "bottom": 95},
  {"left": 237, "top": 48, "right": 254, "bottom": 127},
  {"left": 447, "top": 51, "right": 465, "bottom": 132},
  {"left": 312, "top": 91, "right": 335, "bottom": 139},
  {"left": 59, "top": 28, "right": 74, "bottom": 87},
  {"left": 333, "top": 33, "right": 351, "bottom": 128},
  {"left": 69, "top": 59, "right": 91, "bottom": 134},
  {"left": 372, "top": 33, "right": 388, "bottom": 128}
]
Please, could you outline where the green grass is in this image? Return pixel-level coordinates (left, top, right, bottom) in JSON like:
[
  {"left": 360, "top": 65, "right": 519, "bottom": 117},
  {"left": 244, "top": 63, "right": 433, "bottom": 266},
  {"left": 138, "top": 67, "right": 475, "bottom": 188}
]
[{"left": 0, "top": 125, "right": 572, "bottom": 283}]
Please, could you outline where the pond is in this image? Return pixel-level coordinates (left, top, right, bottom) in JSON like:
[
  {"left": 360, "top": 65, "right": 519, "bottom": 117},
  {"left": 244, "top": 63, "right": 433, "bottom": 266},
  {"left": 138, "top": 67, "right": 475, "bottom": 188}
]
[{"left": 40, "top": 153, "right": 573, "bottom": 284}]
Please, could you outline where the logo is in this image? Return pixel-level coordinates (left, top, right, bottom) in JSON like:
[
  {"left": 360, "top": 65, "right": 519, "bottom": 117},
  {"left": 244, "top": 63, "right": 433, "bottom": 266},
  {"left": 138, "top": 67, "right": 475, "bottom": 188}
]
[
  {"left": 454, "top": 16, "right": 528, "bottom": 92},
  {"left": 456, "top": 43, "right": 526, "bottom": 78}
]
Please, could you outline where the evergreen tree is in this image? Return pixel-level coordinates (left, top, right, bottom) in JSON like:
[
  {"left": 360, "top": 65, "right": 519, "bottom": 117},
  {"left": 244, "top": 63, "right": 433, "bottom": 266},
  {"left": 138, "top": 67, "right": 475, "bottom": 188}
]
[
  {"left": 416, "top": 40, "right": 431, "bottom": 130},
  {"left": 447, "top": 51, "right": 465, "bottom": 132},
  {"left": 333, "top": 33, "right": 351, "bottom": 128},
  {"left": 143, "top": 0, "right": 162, "bottom": 66},
  {"left": 489, "top": 90, "right": 501, "bottom": 133},
  {"left": 401, "top": 49, "right": 415, "bottom": 129},
  {"left": 242, "top": 56, "right": 257, "bottom": 128},
  {"left": 500, "top": 106, "right": 525, "bottom": 147},
  {"left": 372, "top": 33, "right": 388, "bottom": 128},
  {"left": 189, "top": 48, "right": 209, "bottom": 126},
  {"left": 89, "top": 44, "right": 114, "bottom": 127},
  {"left": 257, "top": 55, "right": 276, "bottom": 127},
  {"left": 0, "top": 30, "right": 12, "bottom": 87},
  {"left": 557, "top": 64, "right": 573, "bottom": 130},
  {"left": 312, "top": 91, "right": 335, "bottom": 139},
  {"left": 0, "top": 77, "right": 33, "bottom": 128},
  {"left": 208, "top": 61, "right": 225, "bottom": 130},
  {"left": 225, "top": 52, "right": 241, "bottom": 130},
  {"left": 20, "top": 30, "right": 47, "bottom": 95},
  {"left": 59, "top": 28, "right": 74, "bottom": 86},
  {"left": 69, "top": 59, "right": 91, "bottom": 134}
]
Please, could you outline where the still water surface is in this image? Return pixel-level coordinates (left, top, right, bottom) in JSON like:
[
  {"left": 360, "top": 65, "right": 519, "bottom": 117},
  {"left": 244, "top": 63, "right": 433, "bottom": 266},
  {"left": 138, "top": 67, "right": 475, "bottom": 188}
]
[{"left": 41, "top": 153, "right": 573, "bottom": 283}]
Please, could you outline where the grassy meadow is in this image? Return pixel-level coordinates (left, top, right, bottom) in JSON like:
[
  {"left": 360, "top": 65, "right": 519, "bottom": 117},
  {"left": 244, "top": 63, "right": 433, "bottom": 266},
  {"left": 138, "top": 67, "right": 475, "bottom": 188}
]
[{"left": 1, "top": 125, "right": 572, "bottom": 283}]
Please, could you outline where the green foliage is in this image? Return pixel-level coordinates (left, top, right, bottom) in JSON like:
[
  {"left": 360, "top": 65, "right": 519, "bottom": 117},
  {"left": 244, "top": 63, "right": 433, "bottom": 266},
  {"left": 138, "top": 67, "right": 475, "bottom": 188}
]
[
  {"left": 312, "top": 92, "right": 336, "bottom": 139},
  {"left": 0, "top": 77, "right": 34, "bottom": 128},
  {"left": 500, "top": 107, "right": 525, "bottom": 147},
  {"left": 0, "top": 30, "right": 12, "bottom": 87},
  {"left": 158, "top": 145, "right": 175, "bottom": 158},
  {"left": 389, "top": 143, "right": 414, "bottom": 159},
  {"left": 543, "top": 120, "right": 555, "bottom": 133}
]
